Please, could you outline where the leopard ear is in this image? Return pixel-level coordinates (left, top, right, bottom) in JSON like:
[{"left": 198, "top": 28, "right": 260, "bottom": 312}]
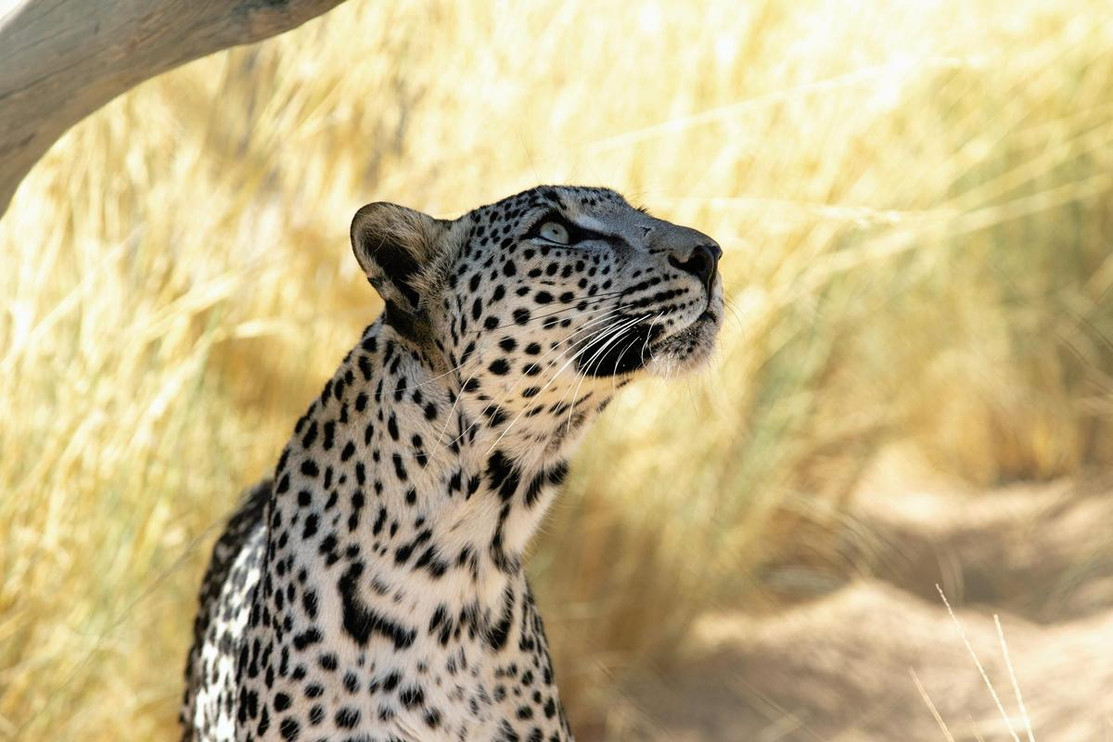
[{"left": 350, "top": 202, "right": 447, "bottom": 312}]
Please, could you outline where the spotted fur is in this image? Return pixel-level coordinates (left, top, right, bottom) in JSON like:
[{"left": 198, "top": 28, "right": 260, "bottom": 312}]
[{"left": 181, "top": 185, "right": 723, "bottom": 741}]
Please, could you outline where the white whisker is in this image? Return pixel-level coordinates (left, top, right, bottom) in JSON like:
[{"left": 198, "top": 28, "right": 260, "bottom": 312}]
[{"left": 484, "top": 313, "right": 651, "bottom": 454}]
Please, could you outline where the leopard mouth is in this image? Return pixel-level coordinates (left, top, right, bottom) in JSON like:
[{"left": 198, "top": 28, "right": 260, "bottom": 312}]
[
  {"left": 572, "top": 319, "right": 662, "bottom": 377},
  {"left": 573, "top": 307, "right": 721, "bottom": 378}
]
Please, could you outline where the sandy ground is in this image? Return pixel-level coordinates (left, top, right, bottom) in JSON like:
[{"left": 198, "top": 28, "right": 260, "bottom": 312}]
[{"left": 591, "top": 448, "right": 1113, "bottom": 741}]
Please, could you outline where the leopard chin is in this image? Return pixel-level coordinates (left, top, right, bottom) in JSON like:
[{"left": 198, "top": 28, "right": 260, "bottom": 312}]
[{"left": 644, "top": 307, "right": 722, "bottom": 377}]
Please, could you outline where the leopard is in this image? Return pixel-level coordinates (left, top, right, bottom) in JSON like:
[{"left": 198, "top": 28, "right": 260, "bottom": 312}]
[{"left": 181, "top": 184, "right": 723, "bottom": 741}]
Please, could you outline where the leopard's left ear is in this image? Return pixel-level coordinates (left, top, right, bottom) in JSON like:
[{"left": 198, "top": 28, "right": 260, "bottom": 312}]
[{"left": 351, "top": 202, "right": 448, "bottom": 318}]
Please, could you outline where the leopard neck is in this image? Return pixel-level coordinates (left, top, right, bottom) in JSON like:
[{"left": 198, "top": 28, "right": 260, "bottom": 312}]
[{"left": 265, "top": 319, "right": 609, "bottom": 606}]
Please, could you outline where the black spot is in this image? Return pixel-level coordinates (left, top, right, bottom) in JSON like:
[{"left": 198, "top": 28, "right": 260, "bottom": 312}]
[
  {"left": 344, "top": 672, "right": 360, "bottom": 693},
  {"left": 524, "top": 471, "right": 548, "bottom": 508},
  {"left": 495, "top": 719, "right": 521, "bottom": 742},
  {"left": 372, "top": 506, "right": 387, "bottom": 536},
  {"left": 486, "top": 450, "right": 520, "bottom": 502},
  {"left": 279, "top": 717, "right": 300, "bottom": 741},
  {"left": 337, "top": 562, "right": 416, "bottom": 649},
  {"left": 414, "top": 545, "right": 449, "bottom": 578},
  {"left": 302, "top": 590, "right": 319, "bottom": 619},
  {"left": 399, "top": 686, "right": 425, "bottom": 708},
  {"left": 488, "top": 585, "right": 516, "bottom": 650},
  {"left": 292, "top": 628, "right": 322, "bottom": 650},
  {"left": 392, "top": 453, "right": 408, "bottom": 482},
  {"left": 318, "top": 533, "right": 338, "bottom": 559},
  {"left": 300, "top": 421, "right": 318, "bottom": 448},
  {"left": 256, "top": 707, "right": 270, "bottom": 736},
  {"left": 358, "top": 355, "right": 373, "bottom": 381},
  {"left": 303, "top": 513, "right": 320, "bottom": 539},
  {"left": 335, "top": 707, "right": 360, "bottom": 729},
  {"left": 548, "top": 461, "right": 569, "bottom": 486}
]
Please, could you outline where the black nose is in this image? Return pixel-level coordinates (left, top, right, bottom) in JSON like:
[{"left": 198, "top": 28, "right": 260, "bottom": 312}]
[{"left": 669, "top": 243, "right": 721, "bottom": 292}]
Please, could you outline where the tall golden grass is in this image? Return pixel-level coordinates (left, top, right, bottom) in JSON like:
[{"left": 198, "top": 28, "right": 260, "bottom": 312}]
[{"left": 1, "top": 0, "right": 1111, "bottom": 738}]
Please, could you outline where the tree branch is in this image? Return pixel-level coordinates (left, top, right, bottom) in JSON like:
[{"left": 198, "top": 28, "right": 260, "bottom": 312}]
[{"left": 0, "top": 0, "right": 347, "bottom": 217}]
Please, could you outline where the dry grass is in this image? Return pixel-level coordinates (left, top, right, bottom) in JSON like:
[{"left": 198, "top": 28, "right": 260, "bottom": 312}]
[{"left": 1, "top": 0, "right": 1112, "bottom": 738}]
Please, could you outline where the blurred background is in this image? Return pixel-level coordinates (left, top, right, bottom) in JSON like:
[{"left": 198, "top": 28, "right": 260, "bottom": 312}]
[{"left": 2, "top": 0, "right": 1112, "bottom": 739}]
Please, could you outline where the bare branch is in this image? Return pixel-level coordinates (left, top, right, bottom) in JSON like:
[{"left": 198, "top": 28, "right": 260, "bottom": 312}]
[{"left": 0, "top": 0, "right": 347, "bottom": 216}]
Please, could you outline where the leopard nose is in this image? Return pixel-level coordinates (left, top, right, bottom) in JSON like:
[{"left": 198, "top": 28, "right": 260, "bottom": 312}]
[{"left": 668, "top": 243, "right": 722, "bottom": 293}]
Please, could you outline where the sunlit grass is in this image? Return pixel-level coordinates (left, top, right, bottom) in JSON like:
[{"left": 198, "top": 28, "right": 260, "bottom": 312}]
[{"left": 1, "top": 0, "right": 1111, "bottom": 738}]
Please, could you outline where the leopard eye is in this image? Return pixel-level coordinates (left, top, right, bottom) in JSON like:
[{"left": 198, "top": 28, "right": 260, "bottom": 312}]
[{"left": 538, "top": 221, "right": 570, "bottom": 245}]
